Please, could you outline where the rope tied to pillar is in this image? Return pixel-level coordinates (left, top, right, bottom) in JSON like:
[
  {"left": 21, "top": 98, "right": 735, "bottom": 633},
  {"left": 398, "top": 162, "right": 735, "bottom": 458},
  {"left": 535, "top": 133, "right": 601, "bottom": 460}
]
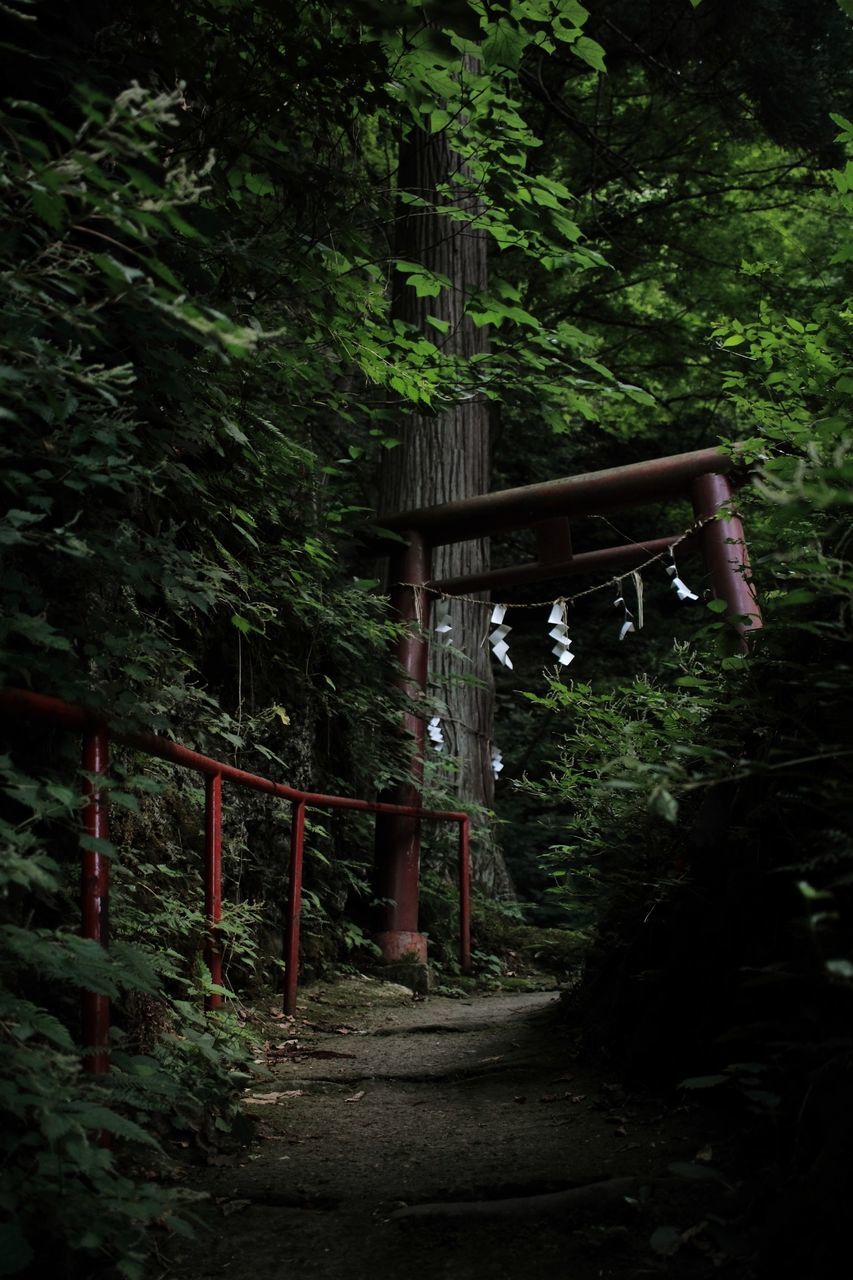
[{"left": 399, "top": 510, "right": 720, "bottom": 610}]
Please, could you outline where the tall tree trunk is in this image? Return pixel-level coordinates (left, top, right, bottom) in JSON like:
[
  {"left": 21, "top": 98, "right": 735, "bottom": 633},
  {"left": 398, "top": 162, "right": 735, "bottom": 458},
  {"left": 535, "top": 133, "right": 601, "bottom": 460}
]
[{"left": 380, "top": 122, "right": 512, "bottom": 897}]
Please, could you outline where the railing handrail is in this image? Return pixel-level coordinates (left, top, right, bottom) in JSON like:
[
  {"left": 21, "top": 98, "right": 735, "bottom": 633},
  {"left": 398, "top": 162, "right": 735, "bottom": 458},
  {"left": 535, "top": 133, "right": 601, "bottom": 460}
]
[
  {"left": 0, "top": 687, "right": 472, "bottom": 1073},
  {"left": 0, "top": 688, "right": 467, "bottom": 820}
]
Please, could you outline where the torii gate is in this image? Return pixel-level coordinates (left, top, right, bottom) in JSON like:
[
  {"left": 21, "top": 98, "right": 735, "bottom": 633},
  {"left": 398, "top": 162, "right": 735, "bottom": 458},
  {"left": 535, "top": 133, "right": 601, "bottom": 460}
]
[{"left": 372, "top": 446, "right": 762, "bottom": 971}]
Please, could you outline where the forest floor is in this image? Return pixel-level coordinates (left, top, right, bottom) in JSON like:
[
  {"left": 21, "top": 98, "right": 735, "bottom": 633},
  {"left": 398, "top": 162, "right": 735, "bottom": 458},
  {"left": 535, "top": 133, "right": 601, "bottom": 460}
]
[{"left": 166, "top": 976, "right": 751, "bottom": 1280}]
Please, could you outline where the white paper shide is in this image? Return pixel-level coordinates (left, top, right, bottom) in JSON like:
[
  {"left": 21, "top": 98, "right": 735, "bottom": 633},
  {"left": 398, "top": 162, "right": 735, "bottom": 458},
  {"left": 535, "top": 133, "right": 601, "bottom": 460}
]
[
  {"left": 547, "top": 601, "right": 575, "bottom": 666},
  {"left": 613, "top": 579, "right": 635, "bottom": 642},
  {"left": 427, "top": 716, "right": 444, "bottom": 752},
  {"left": 488, "top": 603, "right": 513, "bottom": 669},
  {"left": 434, "top": 597, "right": 453, "bottom": 640},
  {"left": 666, "top": 549, "right": 698, "bottom": 602}
]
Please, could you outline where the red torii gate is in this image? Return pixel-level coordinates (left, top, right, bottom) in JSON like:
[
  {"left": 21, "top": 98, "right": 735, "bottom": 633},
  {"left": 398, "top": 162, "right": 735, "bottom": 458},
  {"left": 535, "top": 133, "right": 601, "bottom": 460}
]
[{"left": 372, "top": 446, "right": 762, "bottom": 971}]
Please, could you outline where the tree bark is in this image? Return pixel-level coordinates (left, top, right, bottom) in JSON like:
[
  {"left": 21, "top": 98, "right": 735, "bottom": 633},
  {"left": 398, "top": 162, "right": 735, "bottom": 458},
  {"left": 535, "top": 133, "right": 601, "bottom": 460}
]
[{"left": 380, "top": 119, "right": 512, "bottom": 897}]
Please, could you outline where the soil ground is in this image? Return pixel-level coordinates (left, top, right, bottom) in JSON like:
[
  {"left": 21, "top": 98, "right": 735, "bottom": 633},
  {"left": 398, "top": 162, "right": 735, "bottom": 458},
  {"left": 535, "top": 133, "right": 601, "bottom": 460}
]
[{"left": 167, "top": 976, "right": 748, "bottom": 1280}]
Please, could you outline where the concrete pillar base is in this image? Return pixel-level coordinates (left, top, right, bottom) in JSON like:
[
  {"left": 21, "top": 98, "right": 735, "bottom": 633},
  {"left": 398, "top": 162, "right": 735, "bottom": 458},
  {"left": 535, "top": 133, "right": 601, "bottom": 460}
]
[
  {"left": 374, "top": 930, "right": 428, "bottom": 964},
  {"left": 373, "top": 930, "right": 430, "bottom": 995}
]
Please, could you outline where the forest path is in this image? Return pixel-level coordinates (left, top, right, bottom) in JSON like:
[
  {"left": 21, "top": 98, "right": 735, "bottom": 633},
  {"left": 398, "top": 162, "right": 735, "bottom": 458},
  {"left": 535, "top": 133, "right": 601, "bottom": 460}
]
[{"left": 169, "top": 977, "right": 729, "bottom": 1280}]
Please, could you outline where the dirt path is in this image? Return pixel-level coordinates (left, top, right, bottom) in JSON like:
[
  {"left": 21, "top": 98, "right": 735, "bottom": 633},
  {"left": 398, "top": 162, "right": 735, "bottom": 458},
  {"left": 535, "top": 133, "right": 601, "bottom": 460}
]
[{"left": 168, "top": 977, "right": 740, "bottom": 1280}]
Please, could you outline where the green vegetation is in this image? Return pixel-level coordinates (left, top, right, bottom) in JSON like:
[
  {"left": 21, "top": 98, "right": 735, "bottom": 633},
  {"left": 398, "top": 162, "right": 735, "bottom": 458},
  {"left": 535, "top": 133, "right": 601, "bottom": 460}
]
[{"left": 0, "top": 0, "right": 851, "bottom": 1276}]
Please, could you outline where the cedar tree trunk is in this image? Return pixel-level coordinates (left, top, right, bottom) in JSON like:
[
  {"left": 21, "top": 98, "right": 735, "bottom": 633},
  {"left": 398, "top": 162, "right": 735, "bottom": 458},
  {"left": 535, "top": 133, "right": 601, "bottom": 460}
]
[{"left": 380, "top": 120, "right": 512, "bottom": 897}]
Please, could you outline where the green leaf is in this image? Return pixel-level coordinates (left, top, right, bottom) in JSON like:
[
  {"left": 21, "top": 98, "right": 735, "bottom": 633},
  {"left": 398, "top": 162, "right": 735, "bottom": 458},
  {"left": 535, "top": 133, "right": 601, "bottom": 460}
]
[
  {"left": 678, "top": 1074, "right": 729, "bottom": 1089},
  {"left": 482, "top": 20, "right": 526, "bottom": 71},
  {"left": 572, "top": 36, "right": 606, "bottom": 72},
  {"left": 619, "top": 382, "right": 655, "bottom": 406},
  {"left": 79, "top": 835, "right": 117, "bottom": 857},
  {"left": 797, "top": 880, "right": 832, "bottom": 901},
  {"left": 81, "top": 1105, "right": 159, "bottom": 1147},
  {"left": 110, "top": 790, "right": 139, "bottom": 813},
  {"left": 93, "top": 254, "right": 144, "bottom": 286},
  {"left": 244, "top": 172, "right": 275, "bottom": 197},
  {"left": 405, "top": 273, "right": 442, "bottom": 298},
  {"left": 648, "top": 787, "right": 678, "bottom": 823},
  {"left": 31, "top": 187, "right": 66, "bottom": 230},
  {"left": 829, "top": 110, "right": 853, "bottom": 132},
  {"left": 779, "top": 588, "right": 816, "bottom": 606}
]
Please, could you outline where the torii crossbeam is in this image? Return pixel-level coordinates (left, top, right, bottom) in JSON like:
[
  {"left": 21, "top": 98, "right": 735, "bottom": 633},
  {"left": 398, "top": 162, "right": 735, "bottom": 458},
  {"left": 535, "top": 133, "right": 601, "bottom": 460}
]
[{"left": 372, "top": 446, "right": 762, "bottom": 972}]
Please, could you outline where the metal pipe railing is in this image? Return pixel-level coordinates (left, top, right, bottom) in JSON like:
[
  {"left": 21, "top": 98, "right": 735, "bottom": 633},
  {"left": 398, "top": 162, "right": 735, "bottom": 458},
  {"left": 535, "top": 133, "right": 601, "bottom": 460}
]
[
  {"left": 203, "top": 772, "right": 223, "bottom": 1011},
  {"left": 0, "top": 688, "right": 472, "bottom": 1070},
  {"left": 81, "top": 724, "right": 110, "bottom": 1072}
]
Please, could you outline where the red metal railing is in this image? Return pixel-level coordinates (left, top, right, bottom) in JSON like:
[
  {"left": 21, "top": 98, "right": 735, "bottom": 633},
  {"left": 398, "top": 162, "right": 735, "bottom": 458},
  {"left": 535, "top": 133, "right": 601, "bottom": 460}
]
[{"left": 0, "top": 688, "right": 472, "bottom": 1074}]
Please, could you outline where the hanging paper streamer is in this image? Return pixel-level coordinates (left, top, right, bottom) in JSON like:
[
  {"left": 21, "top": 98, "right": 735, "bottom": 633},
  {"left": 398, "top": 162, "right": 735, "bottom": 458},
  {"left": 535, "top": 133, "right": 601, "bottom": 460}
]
[
  {"left": 491, "top": 745, "right": 504, "bottom": 779},
  {"left": 631, "top": 570, "right": 645, "bottom": 630},
  {"left": 547, "top": 601, "right": 575, "bottom": 666},
  {"left": 666, "top": 548, "right": 698, "bottom": 602},
  {"left": 489, "top": 603, "right": 513, "bottom": 669},
  {"left": 427, "top": 716, "right": 445, "bottom": 752},
  {"left": 434, "top": 597, "right": 452, "bottom": 642},
  {"left": 613, "top": 579, "right": 635, "bottom": 641}
]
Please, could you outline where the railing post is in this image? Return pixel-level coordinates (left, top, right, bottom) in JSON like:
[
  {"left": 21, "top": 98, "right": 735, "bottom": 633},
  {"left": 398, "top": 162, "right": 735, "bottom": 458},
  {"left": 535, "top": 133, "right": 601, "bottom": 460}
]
[
  {"left": 458, "top": 817, "right": 472, "bottom": 976},
  {"left": 204, "top": 772, "right": 223, "bottom": 1010},
  {"left": 283, "top": 798, "right": 306, "bottom": 1017},
  {"left": 374, "top": 530, "right": 432, "bottom": 969},
  {"left": 691, "top": 472, "right": 763, "bottom": 648},
  {"left": 81, "top": 726, "right": 110, "bottom": 1074}
]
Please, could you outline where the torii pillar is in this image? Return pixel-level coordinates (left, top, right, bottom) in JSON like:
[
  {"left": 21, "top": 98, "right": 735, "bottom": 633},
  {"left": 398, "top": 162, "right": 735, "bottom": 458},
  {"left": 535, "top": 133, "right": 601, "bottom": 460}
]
[
  {"left": 373, "top": 530, "right": 432, "bottom": 970},
  {"left": 691, "top": 471, "right": 762, "bottom": 643}
]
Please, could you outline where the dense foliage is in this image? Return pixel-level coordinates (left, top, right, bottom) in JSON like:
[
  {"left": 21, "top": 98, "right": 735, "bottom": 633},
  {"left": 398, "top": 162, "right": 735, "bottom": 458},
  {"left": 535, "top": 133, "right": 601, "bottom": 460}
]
[{"left": 0, "top": 0, "right": 851, "bottom": 1276}]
